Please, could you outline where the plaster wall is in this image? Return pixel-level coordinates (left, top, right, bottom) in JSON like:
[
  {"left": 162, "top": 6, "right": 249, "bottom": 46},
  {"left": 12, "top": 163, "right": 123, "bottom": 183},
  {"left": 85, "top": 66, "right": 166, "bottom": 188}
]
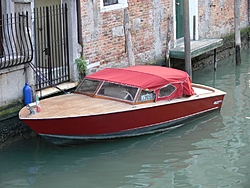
[
  {"left": 0, "top": 66, "right": 26, "bottom": 107},
  {"left": 0, "top": 0, "right": 33, "bottom": 108}
]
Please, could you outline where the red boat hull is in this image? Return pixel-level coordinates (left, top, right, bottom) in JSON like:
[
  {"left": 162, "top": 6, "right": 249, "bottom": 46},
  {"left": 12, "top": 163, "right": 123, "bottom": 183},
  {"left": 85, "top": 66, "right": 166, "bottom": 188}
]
[{"left": 22, "top": 95, "right": 224, "bottom": 144}]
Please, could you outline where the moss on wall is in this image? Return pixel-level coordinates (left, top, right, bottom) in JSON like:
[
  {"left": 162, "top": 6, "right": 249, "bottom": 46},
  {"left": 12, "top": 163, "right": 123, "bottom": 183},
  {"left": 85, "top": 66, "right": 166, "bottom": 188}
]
[{"left": 0, "top": 101, "right": 24, "bottom": 121}]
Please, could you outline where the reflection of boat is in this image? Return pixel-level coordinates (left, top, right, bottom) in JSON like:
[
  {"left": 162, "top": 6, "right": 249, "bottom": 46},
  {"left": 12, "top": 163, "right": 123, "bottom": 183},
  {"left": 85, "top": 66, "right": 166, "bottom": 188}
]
[{"left": 19, "top": 66, "right": 226, "bottom": 145}]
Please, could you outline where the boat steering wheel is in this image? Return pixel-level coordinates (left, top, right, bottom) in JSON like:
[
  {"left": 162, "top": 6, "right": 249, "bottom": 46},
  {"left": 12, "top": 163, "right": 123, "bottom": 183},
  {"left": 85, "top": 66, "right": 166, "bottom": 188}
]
[{"left": 121, "top": 91, "right": 134, "bottom": 101}]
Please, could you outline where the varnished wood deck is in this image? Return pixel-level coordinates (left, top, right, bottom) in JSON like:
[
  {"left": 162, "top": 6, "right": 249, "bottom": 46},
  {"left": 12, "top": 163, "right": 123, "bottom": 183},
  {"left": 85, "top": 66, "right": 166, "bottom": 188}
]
[
  {"left": 19, "top": 84, "right": 226, "bottom": 119},
  {"left": 19, "top": 94, "right": 133, "bottom": 119}
]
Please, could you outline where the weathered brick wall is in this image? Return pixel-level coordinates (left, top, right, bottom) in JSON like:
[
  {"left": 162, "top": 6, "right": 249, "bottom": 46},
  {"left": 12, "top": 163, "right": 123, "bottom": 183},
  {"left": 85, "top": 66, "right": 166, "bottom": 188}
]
[
  {"left": 80, "top": 0, "right": 173, "bottom": 71},
  {"left": 81, "top": 1, "right": 127, "bottom": 70},
  {"left": 128, "top": 0, "right": 172, "bottom": 64},
  {"left": 199, "top": 0, "right": 249, "bottom": 38},
  {"left": 81, "top": 0, "right": 249, "bottom": 71}
]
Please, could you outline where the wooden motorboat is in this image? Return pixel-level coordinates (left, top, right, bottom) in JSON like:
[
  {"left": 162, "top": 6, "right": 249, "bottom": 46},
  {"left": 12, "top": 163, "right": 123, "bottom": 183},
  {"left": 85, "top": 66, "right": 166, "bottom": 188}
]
[{"left": 19, "top": 66, "right": 226, "bottom": 145}]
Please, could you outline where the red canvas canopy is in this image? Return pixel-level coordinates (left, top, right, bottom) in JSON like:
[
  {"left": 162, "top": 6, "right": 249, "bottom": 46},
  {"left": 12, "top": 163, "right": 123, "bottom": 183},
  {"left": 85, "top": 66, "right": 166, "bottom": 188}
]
[{"left": 86, "top": 66, "right": 194, "bottom": 98}]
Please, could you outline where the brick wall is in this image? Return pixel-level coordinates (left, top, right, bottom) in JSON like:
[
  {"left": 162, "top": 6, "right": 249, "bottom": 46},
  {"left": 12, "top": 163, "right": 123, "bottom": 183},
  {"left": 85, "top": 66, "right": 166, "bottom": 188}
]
[
  {"left": 81, "top": 1, "right": 127, "bottom": 70},
  {"left": 81, "top": 0, "right": 249, "bottom": 71},
  {"left": 199, "top": 0, "right": 249, "bottom": 38},
  {"left": 80, "top": 0, "right": 173, "bottom": 71}
]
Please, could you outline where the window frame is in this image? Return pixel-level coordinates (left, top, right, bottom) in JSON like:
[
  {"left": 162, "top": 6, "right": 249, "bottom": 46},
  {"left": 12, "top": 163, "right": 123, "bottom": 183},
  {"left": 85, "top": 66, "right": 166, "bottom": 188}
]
[
  {"left": 75, "top": 79, "right": 101, "bottom": 95},
  {"left": 100, "top": 0, "right": 128, "bottom": 12}
]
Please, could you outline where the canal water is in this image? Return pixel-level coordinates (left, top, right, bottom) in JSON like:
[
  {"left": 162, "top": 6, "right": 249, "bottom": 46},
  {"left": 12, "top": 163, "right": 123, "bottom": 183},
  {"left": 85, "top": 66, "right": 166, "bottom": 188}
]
[{"left": 1, "top": 50, "right": 250, "bottom": 188}]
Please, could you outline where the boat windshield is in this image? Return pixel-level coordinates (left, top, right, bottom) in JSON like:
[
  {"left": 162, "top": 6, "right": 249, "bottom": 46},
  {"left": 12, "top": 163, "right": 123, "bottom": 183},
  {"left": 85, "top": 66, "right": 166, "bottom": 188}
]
[
  {"left": 97, "top": 82, "right": 138, "bottom": 102},
  {"left": 75, "top": 79, "right": 101, "bottom": 94}
]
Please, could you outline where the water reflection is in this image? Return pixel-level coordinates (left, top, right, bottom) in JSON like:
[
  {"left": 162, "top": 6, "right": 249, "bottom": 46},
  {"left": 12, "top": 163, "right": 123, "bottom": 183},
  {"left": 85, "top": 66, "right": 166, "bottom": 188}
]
[
  {"left": 121, "top": 112, "right": 224, "bottom": 188},
  {"left": 192, "top": 50, "right": 250, "bottom": 188},
  {"left": 1, "top": 50, "right": 250, "bottom": 187}
]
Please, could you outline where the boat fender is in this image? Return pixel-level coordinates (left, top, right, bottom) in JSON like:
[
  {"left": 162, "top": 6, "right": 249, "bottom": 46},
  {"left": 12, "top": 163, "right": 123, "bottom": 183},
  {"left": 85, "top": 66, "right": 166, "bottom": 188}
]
[{"left": 23, "top": 83, "right": 33, "bottom": 105}]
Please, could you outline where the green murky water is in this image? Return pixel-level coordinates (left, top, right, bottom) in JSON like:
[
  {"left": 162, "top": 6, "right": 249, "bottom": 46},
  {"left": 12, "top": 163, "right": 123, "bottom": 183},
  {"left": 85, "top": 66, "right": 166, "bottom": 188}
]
[{"left": 1, "top": 50, "right": 250, "bottom": 188}]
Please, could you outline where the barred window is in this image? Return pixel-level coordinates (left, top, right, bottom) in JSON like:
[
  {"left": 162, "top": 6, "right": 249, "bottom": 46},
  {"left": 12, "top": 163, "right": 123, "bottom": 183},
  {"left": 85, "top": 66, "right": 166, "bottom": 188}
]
[{"left": 103, "top": 0, "right": 118, "bottom": 6}]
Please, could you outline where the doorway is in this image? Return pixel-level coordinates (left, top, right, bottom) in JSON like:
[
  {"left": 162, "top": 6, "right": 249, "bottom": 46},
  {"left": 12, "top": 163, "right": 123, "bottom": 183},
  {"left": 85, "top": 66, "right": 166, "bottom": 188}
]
[
  {"left": 175, "top": 0, "right": 198, "bottom": 41},
  {"left": 33, "top": 1, "right": 70, "bottom": 91},
  {"left": 175, "top": 0, "right": 184, "bottom": 39}
]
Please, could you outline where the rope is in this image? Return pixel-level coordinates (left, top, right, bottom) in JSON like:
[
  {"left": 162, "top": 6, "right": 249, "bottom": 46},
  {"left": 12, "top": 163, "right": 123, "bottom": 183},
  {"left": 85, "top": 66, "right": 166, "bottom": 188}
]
[{"left": 28, "top": 62, "right": 68, "bottom": 95}]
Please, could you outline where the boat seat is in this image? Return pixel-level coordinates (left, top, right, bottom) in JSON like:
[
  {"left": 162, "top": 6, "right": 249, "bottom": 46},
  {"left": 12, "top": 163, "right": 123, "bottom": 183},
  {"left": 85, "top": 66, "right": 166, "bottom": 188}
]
[{"left": 104, "top": 86, "right": 127, "bottom": 99}]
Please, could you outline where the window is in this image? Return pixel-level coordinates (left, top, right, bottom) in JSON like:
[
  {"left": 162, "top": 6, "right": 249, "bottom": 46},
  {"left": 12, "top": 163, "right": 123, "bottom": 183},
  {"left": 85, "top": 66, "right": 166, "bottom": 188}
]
[
  {"left": 100, "top": 0, "right": 128, "bottom": 12},
  {"left": 159, "top": 85, "right": 176, "bottom": 98},
  {"left": 103, "top": 0, "right": 118, "bottom": 6},
  {"left": 75, "top": 79, "right": 101, "bottom": 95}
]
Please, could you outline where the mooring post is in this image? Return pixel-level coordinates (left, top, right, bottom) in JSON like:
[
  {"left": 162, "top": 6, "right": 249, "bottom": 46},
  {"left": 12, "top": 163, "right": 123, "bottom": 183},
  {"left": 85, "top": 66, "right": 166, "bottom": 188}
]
[
  {"left": 214, "top": 49, "right": 217, "bottom": 71},
  {"left": 183, "top": 0, "right": 192, "bottom": 78},
  {"left": 124, "top": 8, "right": 135, "bottom": 67},
  {"left": 234, "top": 0, "right": 241, "bottom": 65}
]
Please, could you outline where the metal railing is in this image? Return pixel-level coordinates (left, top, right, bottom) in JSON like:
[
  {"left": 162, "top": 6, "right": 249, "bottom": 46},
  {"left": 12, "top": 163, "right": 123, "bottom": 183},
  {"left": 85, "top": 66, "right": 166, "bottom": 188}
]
[
  {"left": 33, "top": 4, "right": 69, "bottom": 91},
  {"left": 0, "top": 11, "right": 33, "bottom": 70}
]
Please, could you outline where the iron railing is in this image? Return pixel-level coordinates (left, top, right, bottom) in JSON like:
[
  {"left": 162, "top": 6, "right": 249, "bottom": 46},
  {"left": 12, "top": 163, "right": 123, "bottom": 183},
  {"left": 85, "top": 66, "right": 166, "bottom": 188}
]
[
  {"left": 33, "top": 4, "right": 69, "bottom": 91},
  {"left": 0, "top": 11, "right": 33, "bottom": 70}
]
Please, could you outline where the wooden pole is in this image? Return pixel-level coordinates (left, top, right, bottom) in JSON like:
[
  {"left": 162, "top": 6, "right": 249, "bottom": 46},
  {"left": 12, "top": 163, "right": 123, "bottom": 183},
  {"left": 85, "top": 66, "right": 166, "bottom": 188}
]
[
  {"left": 183, "top": 0, "right": 192, "bottom": 78},
  {"left": 124, "top": 8, "right": 135, "bottom": 66},
  {"left": 234, "top": 0, "right": 241, "bottom": 65},
  {"left": 166, "top": 16, "right": 173, "bottom": 67}
]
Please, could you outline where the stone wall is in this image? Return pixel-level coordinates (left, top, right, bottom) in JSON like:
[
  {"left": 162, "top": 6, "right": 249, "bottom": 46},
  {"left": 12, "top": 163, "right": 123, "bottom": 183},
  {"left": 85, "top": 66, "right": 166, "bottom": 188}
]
[{"left": 0, "top": 116, "right": 34, "bottom": 149}]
